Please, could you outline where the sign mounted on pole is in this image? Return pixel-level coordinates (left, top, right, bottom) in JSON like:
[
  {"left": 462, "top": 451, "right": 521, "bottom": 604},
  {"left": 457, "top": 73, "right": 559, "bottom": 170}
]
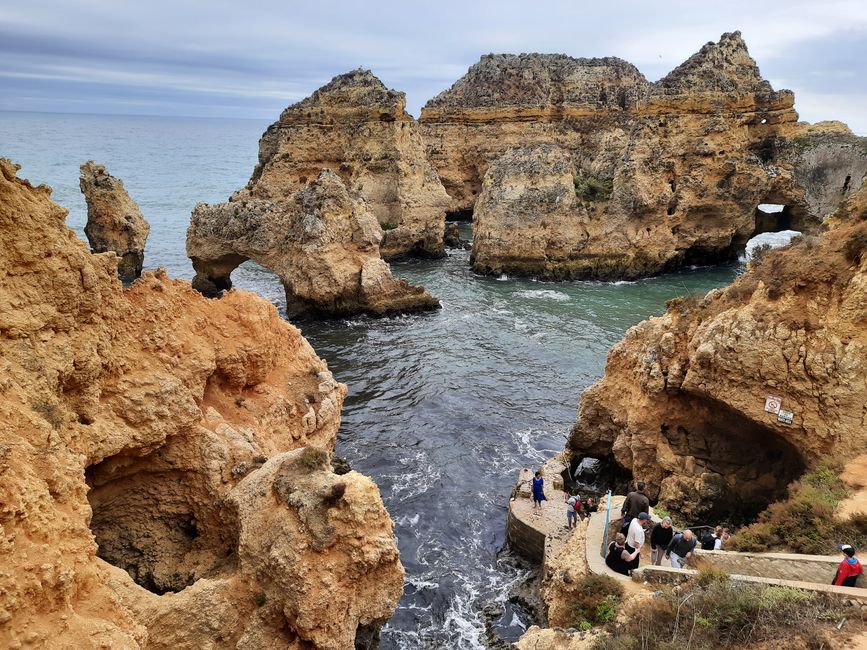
[{"left": 764, "top": 396, "right": 782, "bottom": 414}]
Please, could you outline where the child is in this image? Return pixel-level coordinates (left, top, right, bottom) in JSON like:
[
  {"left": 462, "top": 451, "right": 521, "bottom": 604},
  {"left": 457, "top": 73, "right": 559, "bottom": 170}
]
[
  {"left": 833, "top": 544, "right": 863, "bottom": 587},
  {"left": 532, "top": 471, "right": 546, "bottom": 509}
]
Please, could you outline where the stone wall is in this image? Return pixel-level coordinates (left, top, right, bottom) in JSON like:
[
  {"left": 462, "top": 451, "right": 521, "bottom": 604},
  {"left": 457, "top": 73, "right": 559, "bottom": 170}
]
[{"left": 694, "top": 549, "right": 866, "bottom": 587}]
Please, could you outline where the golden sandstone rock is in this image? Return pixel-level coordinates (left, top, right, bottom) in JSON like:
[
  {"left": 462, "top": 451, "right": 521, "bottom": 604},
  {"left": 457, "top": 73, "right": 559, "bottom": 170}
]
[
  {"left": 79, "top": 160, "right": 150, "bottom": 283},
  {"left": 420, "top": 32, "right": 867, "bottom": 279},
  {"left": 0, "top": 159, "right": 403, "bottom": 648},
  {"left": 568, "top": 184, "right": 867, "bottom": 521},
  {"left": 188, "top": 168, "right": 439, "bottom": 318}
]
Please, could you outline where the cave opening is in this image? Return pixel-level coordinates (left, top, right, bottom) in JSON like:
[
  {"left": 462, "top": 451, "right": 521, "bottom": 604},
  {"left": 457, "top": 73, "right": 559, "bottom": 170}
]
[
  {"left": 445, "top": 208, "right": 474, "bottom": 223},
  {"left": 86, "top": 446, "right": 238, "bottom": 595},
  {"left": 660, "top": 396, "right": 808, "bottom": 525},
  {"left": 563, "top": 454, "right": 633, "bottom": 500}
]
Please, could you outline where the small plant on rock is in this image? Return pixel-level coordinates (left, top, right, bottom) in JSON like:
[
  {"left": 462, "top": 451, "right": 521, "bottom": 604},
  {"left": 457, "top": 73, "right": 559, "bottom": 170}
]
[{"left": 297, "top": 447, "right": 328, "bottom": 472}]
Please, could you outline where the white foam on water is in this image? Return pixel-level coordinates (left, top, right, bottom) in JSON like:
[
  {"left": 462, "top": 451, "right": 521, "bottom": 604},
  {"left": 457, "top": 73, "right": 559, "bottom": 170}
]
[
  {"left": 743, "top": 230, "right": 801, "bottom": 261},
  {"left": 496, "top": 273, "right": 510, "bottom": 281},
  {"left": 510, "top": 613, "right": 526, "bottom": 630},
  {"left": 512, "top": 289, "right": 571, "bottom": 302},
  {"left": 612, "top": 279, "right": 636, "bottom": 286}
]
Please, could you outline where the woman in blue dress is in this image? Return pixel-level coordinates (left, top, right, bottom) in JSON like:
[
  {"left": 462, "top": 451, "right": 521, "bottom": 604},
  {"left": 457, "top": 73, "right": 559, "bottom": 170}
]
[{"left": 532, "top": 470, "right": 546, "bottom": 508}]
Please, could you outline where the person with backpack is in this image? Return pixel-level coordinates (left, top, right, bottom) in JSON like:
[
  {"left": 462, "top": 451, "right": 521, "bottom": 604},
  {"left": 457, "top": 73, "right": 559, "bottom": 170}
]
[
  {"left": 565, "top": 490, "right": 581, "bottom": 529},
  {"left": 665, "top": 529, "right": 697, "bottom": 568},
  {"left": 700, "top": 526, "right": 721, "bottom": 551},
  {"left": 606, "top": 533, "right": 639, "bottom": 576},
  {"left": 833, "top": 544, "right": 863, "bottom": 587}
]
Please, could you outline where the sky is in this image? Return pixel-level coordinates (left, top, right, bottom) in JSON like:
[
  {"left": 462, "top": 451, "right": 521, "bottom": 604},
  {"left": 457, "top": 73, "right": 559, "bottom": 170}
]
[{"left": 1, "top": 0, "right": 866, "bottom": 133}]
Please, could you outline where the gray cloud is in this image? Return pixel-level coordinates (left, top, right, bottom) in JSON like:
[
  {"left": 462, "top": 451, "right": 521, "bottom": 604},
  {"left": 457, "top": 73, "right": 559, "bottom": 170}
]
[{"left": 1, "top": 0, "right": 865, "bottom": 131}]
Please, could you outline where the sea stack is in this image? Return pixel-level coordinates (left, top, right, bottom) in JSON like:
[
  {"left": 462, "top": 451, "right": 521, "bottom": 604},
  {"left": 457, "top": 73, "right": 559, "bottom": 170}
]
[
  {"left": 420, "top": 32, "right": 867, "bottom": 279},
  {"left": 79, "top": 161, "right": 150, "bottom": 282},
  {"left": 238, "top": 69, "right": 452, "bottom": 259},
  {"left": 188, "top": 168, "right": 440, "bottom": 318}
]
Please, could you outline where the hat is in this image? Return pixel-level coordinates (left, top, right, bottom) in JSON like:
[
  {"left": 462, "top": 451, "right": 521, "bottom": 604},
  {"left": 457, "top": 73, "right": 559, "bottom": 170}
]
[
  {"left": 637, "top": 512, "right": 651, "bottom": 520},
  {"left": 840, "top": 544, "right": 856, "bottom": 557}
]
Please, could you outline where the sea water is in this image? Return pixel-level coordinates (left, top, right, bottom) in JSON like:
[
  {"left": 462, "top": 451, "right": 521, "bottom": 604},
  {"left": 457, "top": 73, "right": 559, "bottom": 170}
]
[{"left": 0, "top": 111, "right": 739, "bottom": 648}]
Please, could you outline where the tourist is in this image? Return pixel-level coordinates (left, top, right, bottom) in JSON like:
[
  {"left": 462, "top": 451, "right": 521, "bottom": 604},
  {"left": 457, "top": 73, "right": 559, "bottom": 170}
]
[
  {"left": 565, "top": 491, "right": 581, "bottom": 529},
  {"left": 832, "top": 544, "right": 863, "bottom": 587},
  {"left": 584, "top": 497, "right": 597, "bottom": 516},
  {"left": 532, "top": 471, "right": 546, "bottom": 509},
  {"left": 718, "top": 527, "right": 731, "bottom": 550},
  {"left": 712, "top": 526, "right": 725, "bottom": 550},
  {"left": 650, "top": 516, "right": 674, "bottom": 565},
  {"left": 700, "top": 526, "right": 722, "bottom": 551},
  {"left": 620, "top": 481, "right": 650, "bottom": 533},
  {"left": 665, "top": 529, "right": 696, "bottom": 568},
  {"left": 606, "top": 533, "right": 639, "bottom": 577},
  {"left": 625, "top": 512, "right": 651, "bottom": 571}
]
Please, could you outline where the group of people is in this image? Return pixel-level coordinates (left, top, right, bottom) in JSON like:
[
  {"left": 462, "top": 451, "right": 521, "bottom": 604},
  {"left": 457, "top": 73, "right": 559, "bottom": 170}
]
[{"left": 532, "top": 474, "right": 864, "bottom": 588}]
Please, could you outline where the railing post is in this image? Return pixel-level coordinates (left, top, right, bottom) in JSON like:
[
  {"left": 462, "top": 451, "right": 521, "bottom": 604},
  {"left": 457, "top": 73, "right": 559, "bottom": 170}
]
[{"left": 602, "top": 489, "right": 612, "bottom": 557}]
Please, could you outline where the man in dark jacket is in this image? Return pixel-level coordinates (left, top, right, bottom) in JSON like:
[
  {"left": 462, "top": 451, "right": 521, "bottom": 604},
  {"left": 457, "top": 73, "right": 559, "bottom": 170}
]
[
  {"left": 650, "top": 516, "right": 674, "bottom": 565},
  {"left": 665, "top": 529, "right": 696, "bottom": 568},
  {"left": 620, "top": 481, "right": 650, "bottom": 533}
]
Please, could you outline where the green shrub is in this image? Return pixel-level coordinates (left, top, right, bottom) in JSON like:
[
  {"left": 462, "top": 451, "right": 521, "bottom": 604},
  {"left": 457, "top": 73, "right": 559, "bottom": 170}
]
[
  {"left": 296, "top": 447, "right": 328, "bottom": 471},
  {"left": 379, "top": 222, "right": 398, "bottom": 231},
  {"left": 254, "top": 591, "right": 267, "bottom": 607},
  {"left": 592, "top": 578, "right": 840, "bottom": 650},
  {"left": 567, "top": 574, "right": 623, "bottom": 629},
  {"left": 696, "top": 567, "right": 729, "bottom": 588},
  {"left": 729, "top": 463, "right": 867, "bottom": 554},
  {"left": 574, "top": 174, "right": 614, "bottom": 202}
]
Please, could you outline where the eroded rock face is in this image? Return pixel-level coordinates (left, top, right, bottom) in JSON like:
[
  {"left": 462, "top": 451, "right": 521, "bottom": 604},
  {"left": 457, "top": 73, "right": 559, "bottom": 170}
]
[
  {"left": 188, "top": 168, "right": 439, "bottom": 318},
  {"left": 420, "top": 32, "right": 867, "bottom": 279},
  {"left": 240, "top": 69, "right": 451, "bottom": 259},
  {"left": 79, "top": 161, "right": 150, "bottom": 282},
  {"left": 0, "top": 159, "right": 403, "bottom": 648},
  {"left": 567, "top": 186, "right": 867, "bottom": 521}
]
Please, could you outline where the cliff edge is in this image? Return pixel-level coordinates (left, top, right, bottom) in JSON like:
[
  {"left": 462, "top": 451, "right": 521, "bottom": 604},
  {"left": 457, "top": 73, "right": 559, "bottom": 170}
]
[{"left": 0, "top": 159, "right": 404, "bottom": 648}]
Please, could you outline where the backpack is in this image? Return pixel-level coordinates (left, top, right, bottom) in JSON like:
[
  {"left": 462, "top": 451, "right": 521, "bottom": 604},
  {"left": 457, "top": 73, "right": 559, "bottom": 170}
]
[
  {"left": 574, "top": 498, "right": 583, "bottom": 512},
  {"left": 701, "top": 531, "right": 716, "bottom": 550}
]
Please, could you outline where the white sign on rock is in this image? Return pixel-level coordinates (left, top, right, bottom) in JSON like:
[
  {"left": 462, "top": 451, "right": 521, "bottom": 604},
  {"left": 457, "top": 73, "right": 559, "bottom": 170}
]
[
  {"left": 778, "top": 409, "right": 794, "bottom": 425},
  {"left": 764, "top": 395, "right": 782, "bottom": 414}
]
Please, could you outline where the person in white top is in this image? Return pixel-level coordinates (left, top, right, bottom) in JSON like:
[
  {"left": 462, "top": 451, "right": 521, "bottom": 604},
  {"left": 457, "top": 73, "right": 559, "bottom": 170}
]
[{"left": 625, "top": 512, "right": 651, "bottom": 571}]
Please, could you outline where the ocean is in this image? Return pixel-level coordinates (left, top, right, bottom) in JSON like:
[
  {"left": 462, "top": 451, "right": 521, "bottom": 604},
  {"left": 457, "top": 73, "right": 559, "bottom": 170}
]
[{"left": 0, "top": 110, "right": 739, "bottom": 648}]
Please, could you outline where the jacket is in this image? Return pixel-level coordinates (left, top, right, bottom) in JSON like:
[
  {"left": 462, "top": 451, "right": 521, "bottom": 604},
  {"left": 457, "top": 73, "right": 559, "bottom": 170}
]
[
  {"left": 833, "top": 557, "right": 863, "bottom": 587},
  {"left": 621, "top": 490, "right": 650, "bottom": 519},
  {"left": 666, "top": 532, "right": 697, "bottom": 558}
]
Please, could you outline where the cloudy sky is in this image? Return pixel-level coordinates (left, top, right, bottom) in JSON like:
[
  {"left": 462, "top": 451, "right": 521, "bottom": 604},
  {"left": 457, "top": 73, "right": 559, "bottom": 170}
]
[{"left": 2, "top": 0, "right": 866, "bottom": 132}]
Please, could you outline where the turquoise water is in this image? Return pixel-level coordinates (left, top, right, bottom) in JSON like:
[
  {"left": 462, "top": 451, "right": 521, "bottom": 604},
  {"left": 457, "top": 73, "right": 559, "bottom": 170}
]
[{"left": 0, "top": 111, "right": 739, "bottom": 649}]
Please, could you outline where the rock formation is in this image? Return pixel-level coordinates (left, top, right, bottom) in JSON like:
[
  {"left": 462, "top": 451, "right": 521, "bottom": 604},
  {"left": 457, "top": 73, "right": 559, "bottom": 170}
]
[
  {"left": 238, "top": 69, "right": 451, "bottom": 259},
  {"left": 0, "top": 159, "right": 403, "bottom": 648},
  {"left": 567, "top": 184, "right": 867, "bottom": 521},
  {"left": 419, "top": 32, "right": 867, "bottom": 279},
  {"left": 188, "top": 169, "right": 439, "bottom": 318},
  {"left": 79, "top": 161, "right": 150, "bottom": 282}
]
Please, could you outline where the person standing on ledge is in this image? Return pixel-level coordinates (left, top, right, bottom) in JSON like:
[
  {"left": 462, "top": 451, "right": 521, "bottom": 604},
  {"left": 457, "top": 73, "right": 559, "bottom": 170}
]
[
  {"left": 565, "top": 490, "right": 580, "bottom": 529},
  {"left": 650, "top": 516, "right": 674, "bottom": 565},
  {"left": 620, "top": 481, "right": 650, "bottom": 534},
  {"left": 833, "top": 544, "right": 863, "bottom": 587},
  {"left": 625, "top": 512, "right": 651, "bottom": 571},
  {"left": 532, "top": 470, "right": 546, "bottom": 509},
  {"left": 665, "top": 529, "right": 696, "bottom": 568}
]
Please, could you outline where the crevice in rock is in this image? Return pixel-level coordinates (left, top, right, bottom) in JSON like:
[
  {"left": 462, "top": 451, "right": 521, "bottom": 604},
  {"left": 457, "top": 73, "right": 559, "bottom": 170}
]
[
  {"left": 86, "top": 443, "right": 239, "bottom": 595},
  {"left": 445, "top": 208, "right": 474, "bottom": 222}
]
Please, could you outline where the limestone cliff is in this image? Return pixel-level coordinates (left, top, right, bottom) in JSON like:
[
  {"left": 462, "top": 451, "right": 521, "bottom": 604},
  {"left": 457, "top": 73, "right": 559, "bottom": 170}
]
[
  {"left": 79, "top": 161, "right": 150, "bottom": 282},
  {"left": 239, "top": 69, "right": 451, "bottom": 259},
  {"left": 567, "top": 186, "right": 867, "bottom": 521},
  {"left": 420, "top": 32, "right": 867, "bottom": 279},
  {"left": 188, "top": 168, "right": 439, "bottom": 318},
  {"left": 0, "top": 159, "right": 403, "bottom": 648}
]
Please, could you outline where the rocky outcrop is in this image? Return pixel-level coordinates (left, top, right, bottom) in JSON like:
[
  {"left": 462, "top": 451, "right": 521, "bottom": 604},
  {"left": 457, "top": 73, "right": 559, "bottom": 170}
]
[
  {"left": 79, "top": 161, "right": 150, "bottom": 282},
  {"left": 567, "top": 186, "right": 867, "bottom": 521},
  {"left": 0, "top": 159, "right": 403, "bottom": 648},
  {"left": 239, "top": 69, "right": 451, "bottom": 259},
  {"left": 188, "top": 168, "right": 439, "bottom": 318},
  {"left": 420, "top": 32, "right": 867, "bottom": 279}
]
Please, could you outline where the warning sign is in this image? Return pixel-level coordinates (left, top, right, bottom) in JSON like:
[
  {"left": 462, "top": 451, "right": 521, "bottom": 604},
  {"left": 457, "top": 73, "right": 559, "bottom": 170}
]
[
  {"left": 764, "top": 396, "right": 782, "bottom": 414},
  {"left": 778, "top": 409, "right": 794, "bottom": 425}
]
